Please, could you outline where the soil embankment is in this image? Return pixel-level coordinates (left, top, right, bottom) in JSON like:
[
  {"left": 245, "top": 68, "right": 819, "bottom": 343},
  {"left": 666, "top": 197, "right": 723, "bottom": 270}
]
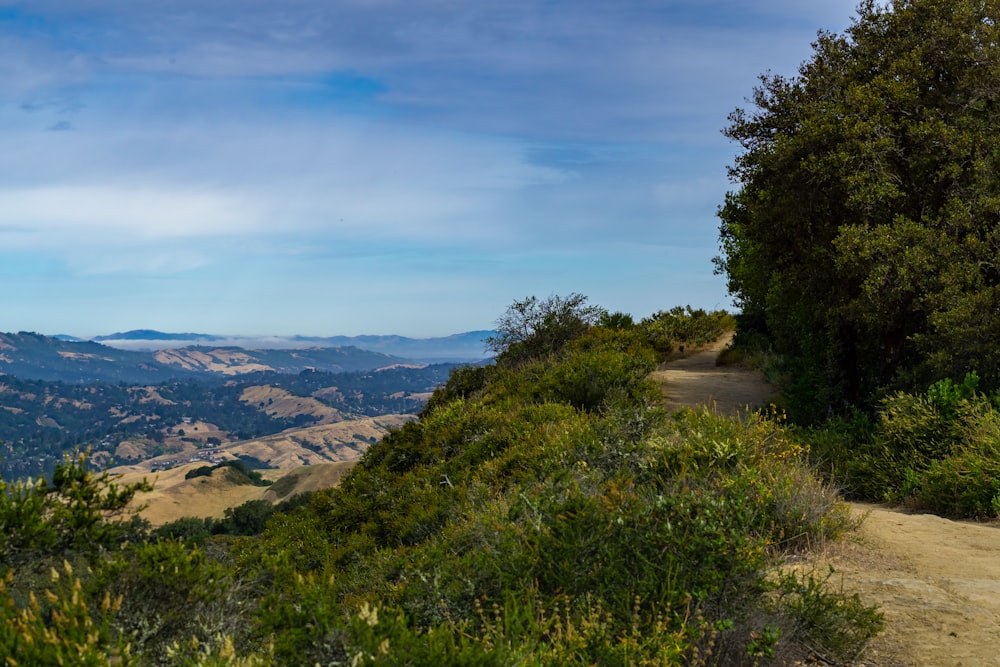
[{"left": 655, "top": 336, "right": 1000, "bottom": 667}]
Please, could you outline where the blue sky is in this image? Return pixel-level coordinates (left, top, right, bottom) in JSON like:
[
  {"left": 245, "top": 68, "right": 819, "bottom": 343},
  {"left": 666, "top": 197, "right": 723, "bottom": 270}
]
[{"left": 1, "top": 1, "right": 857, "bottom": 337}]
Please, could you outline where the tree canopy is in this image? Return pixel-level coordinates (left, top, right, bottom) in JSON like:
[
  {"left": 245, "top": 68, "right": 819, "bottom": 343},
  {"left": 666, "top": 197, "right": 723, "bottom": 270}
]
[
  {"left": 717, "top": 0, "right": 1000, "bottom": 419},
  {"left": 485, "top": 293, "right": 605, "bottom": 365}
]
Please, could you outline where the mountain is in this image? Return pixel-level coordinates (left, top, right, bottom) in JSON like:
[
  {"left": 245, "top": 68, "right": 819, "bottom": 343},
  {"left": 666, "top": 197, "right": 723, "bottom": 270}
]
[
  {"left": 89, "top": 329, "right": 494, "bottom": 361},
  {"left": 0, "top": 361, "right": 456, "bottom": 481},
  {"left": 94, "top": 329, "right": 220, "bottom": 343},
  {"left": 0, "top": 331, "right": 197, "bottom": 384},
  {"left": 294, "top": 330, "right": 494, "bottom": 361},
  {"left": 0, "top": 332, "right": 417, "bottom": 384},
  {"left": 150, "top": 345, "right": 406, "bottom": 375}
]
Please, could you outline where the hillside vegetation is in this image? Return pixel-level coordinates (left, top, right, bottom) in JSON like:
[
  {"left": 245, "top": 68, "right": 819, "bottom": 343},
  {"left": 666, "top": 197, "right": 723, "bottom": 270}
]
[{"left": 0, "top": 297, "right": 882, "bottom": 666}]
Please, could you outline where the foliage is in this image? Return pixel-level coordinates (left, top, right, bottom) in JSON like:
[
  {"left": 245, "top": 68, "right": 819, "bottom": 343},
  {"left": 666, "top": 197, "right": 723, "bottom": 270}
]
[
  {"left": 486, "top": 293, "right": 605, "bottom": 366},
  {"left": 153, "top": 494, "right": 316, "bottom": 542},
  {"left": 806, "top": 373, "right": 1000, "bottom": 517},
  {"left": 0, "top": 451, "right": 151, "bottom": 569},
  {"left": 717, "top": 0, "right": 1000, "bottom": 419},
  {"left": 420, "top": 363, "right": 495, "bottom": 415},
  {"left": 0, "top": 561, "right": 132, "bottom": 667},
  {"left": 639, "top": 306, "right": 736, "bottom": 358},
  {"left": 768, "top": 568, "right": 884, "bottom": 665},
  {"left": 185, "top": 466, "right": 216, "bottom": 481},
  {"left": 184, "top": 460, "right": 272, "bottom": 487},
  {"left": 0, "top": 298, "right": 882, "bottom": 664},
  {"left": 89, "top": 540, "right": 247, "bottom": 665},
  {"left": 238, "top": 305, "right": 872, "bottom": 665}
]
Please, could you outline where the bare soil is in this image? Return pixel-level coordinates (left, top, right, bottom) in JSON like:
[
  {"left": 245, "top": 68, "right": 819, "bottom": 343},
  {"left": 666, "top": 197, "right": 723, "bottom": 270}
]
[
  {"left": 655, "top": 337, "right": 1000, "bottom": 666},
  {"left": 649, "top": 333, "right": 775, "bottom": 415},
  {"left": 815, "top": 505, "right": 1000, "bottom": 667}
]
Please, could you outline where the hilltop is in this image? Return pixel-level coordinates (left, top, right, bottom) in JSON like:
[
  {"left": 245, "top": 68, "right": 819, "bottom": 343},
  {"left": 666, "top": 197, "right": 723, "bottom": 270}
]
[
  {"left": 112, "top": 414, "right": 412, "bottom": 526},
  {"left": 2, "top": 300, "right": 887, "bottom": 665}
]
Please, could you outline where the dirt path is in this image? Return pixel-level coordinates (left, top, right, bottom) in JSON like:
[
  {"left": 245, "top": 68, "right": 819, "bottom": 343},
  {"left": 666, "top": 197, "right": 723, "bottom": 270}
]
[
  {"left": 655, "top": 338, "right": 1000, "bottom": 666},
  {"left": 649, "top": 333, "right": 775, "bottom": 415},
  {"left": 824, "top": 505, "right": 1000, "bottom": 667}
]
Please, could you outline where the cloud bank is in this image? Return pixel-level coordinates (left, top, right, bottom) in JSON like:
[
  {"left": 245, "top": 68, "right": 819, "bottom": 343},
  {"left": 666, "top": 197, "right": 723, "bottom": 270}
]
[{"left": 0, "top": 0, "right": 858, "bottom": 336}]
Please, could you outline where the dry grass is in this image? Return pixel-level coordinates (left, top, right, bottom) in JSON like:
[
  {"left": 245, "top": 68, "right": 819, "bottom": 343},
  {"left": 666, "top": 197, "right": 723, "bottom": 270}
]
[
  {"left": 239, "top": 385, "right": 342, "bottom": 423},
  {"left": 111, "top": 414, "right": 413, "bottom": 525},
  {"left": 118, "top": 459, "right": 361, "bottom": 525}
]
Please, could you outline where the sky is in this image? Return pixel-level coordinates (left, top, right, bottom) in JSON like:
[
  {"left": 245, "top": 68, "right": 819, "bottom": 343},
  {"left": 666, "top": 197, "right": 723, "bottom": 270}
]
[{"left": 1, "top": 1, "right": 859, "bottom": 338}]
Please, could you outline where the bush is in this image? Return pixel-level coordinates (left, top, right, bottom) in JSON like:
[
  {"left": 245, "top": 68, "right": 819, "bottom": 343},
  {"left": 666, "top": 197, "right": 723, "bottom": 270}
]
[
  {"left": 89, "top": 540, "right": 245, "bottom": 665},
  {"left": 806, "top": 373, "right": 1000, "bottom": 517},
  {"left": 913, "top": 405, "right": 1000, "bottom": 517},
  {"left": 185, "top": 466, "right": 216, "bottom": 480},
  {"left": 0, "top": 296, "right": 883, "bottom": 664},
  {"left": 0, "top": 451, "right": 151, "bottom": 569},
  {"left": 487, "top": 293, "right": 605, "bottom": 366},
  {"left": 184, "top": 460, "right": 272, "bottom": 487},
  {"left": 639, "top": 306, "right": 735, "bottom": 358},
  {"left": 0, "top": 562, "right": 131, "bottom": 666}
]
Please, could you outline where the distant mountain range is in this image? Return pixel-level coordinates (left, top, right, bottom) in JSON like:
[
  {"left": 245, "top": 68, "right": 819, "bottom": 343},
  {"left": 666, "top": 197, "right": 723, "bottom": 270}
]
[
  {"left": 86, "top": 329, "right": 494, "bottom": 361},
  {"left": 0, "top": 330, "right": 492, "bottom": 384}
]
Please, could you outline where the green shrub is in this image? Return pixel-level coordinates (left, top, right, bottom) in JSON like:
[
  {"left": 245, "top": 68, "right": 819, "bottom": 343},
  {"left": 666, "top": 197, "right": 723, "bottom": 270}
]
[
  {"left": 89, "top": 540, "right": 245, "bottom": 665},
  {"left": 913, "top": 405, "right": 1000, "bottom": 517},
  {"left": 806, "top": 374, "right": 1000, "bottom": 518},
  {"left": 153, "top": 516, "right": 215, "bottom": 544},
  {"left": 0, "top": 297, "right": 884, "bottom": 664},
  {"left": 0, "top": 562, "right": 133, "bottom": 666},
  {"left": 0, "top": 451, "right": 152, "bottom": 569},
  {"left": 639, "top": 306, "right": 735, "bottom": 357},
  {"left": 769, "top": 568, "right": 884, "bottom": 665},
  {"left": 421, "top": 364, "right": 496, "bottom": 416},
  {"left": 184, "top": 460, "right": 272, "bottom": 487},
  {"left": 185, "top": 466, "right": 216, "bottom": 480},
  {"left": 487, "top": 293, "right": 605, "bottom": 366}
]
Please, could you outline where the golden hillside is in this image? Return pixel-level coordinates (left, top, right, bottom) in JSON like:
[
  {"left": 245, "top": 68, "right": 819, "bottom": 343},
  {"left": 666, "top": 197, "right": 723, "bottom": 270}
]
[{"left": 112, "top": 414, "right": 412, "bottom": 525}]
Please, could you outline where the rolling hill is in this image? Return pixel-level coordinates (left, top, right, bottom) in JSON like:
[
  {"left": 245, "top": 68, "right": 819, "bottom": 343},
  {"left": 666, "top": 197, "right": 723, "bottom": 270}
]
[{"left": 112, "top": 414, "right": 412, "bottom": 525}]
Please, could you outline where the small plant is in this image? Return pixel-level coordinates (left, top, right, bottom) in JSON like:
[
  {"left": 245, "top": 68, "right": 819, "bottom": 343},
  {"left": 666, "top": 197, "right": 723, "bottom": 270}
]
[
  {"left": 0, "top": 562, "right": 132, "bottom": 666},
  {"left": 769, "top": 567, "right": 884, "bottom": 664},
  {"left": 807, "top": 374, "right": 1000, "bottom": 518}
]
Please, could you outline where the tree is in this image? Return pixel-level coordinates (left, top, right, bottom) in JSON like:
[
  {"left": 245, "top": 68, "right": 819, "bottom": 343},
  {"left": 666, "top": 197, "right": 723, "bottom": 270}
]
[
  {"left": 0, "top": 451, "right": 152, "bottom": 568},
  {"left": 486, "top": 293, "right": 605, "bottom": 366},
  {"left": 718, "top": 0, "right": 1000, "bottom": 419}
]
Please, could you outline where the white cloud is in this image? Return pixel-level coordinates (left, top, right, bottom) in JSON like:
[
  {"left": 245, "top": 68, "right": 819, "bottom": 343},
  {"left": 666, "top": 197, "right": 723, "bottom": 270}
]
[
  {"left": 0, "top": 0, "right": 861, "bottom": 334},
  {"left": 0, "top": 106, "right": 573, "bottom": 273},
  {"left": 1, "top": 185, "right": 256, "bottom": 240}
]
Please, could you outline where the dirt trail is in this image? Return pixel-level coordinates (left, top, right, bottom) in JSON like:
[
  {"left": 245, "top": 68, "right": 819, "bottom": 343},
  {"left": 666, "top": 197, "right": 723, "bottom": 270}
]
[
  {"left": 649, "top": 333, "right": 775, "bottom": 415},
  {"left": 656, "top": 337, "right": 1000, "bottom": 667},
  {"left": 826, "top": 506, "right": 1000, "bottom": 667}
]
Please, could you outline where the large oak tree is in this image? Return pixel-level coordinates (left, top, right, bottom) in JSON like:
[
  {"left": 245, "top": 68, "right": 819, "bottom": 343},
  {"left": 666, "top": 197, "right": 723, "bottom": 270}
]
[{"left": 718, "top": 0, "right": 1000, "bottom": 419}]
